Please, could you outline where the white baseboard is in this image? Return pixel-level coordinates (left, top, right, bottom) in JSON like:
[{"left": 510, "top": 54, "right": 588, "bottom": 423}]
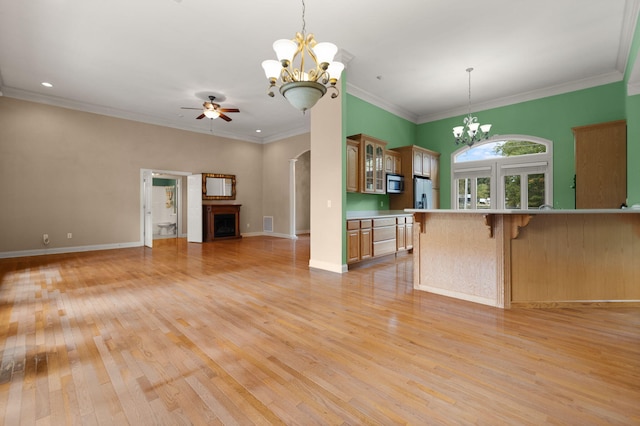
[
  {"left": 308, "top": 259, "right": 347, "bottom": 274},
  {"left": 0, "top": 241, "right": 143, "bottom": 259}
]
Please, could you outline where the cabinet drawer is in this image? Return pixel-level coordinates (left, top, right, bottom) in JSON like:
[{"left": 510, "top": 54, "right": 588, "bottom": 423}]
[
  {"left": 405, "top": 216, "right": 413, "bottom": 224},
  {"left": 373, "top": 218, "right": 396, "bottom": 227},
  {"left": 397, "top": 217, "right": 406, "bottom": 224},
  {"left": 372, "top": 226, "right": 396, "bottom": 242},
  {"left": 373, "top": 239, "right": 397, "bottom": 257},
  {"left": 360, "top": 219, "right": 372, "bottom": 229},
  {"left": 347, "top": 220, "right": 360, "bottom": 230}
]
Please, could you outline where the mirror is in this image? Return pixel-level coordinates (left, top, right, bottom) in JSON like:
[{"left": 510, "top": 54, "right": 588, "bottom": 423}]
[{"left": 202, "top": 173, "right": 236, "bottom": 200}]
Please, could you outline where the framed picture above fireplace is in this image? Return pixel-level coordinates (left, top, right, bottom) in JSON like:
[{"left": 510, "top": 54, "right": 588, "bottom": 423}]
[{"left": 202, "top": 173, "right": 236, "bottom": 200}]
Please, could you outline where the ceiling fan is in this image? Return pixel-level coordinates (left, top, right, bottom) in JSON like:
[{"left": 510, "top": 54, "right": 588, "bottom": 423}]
[{"left": 181, "top": 95, "right": 240, "bottom": 122}]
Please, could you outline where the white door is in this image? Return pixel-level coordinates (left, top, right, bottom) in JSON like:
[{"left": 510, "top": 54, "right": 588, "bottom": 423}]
[
  {"left": 187, "top": 174, "right": 203, "bottom": 243},
  {"left": 142, "top": 169, "right": 153, "bottom": 247}
]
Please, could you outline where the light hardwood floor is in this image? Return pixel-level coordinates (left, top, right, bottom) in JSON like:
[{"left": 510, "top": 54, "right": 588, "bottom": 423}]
[{"left": 1, "top": 236, "right": 638, "bottom": 425}]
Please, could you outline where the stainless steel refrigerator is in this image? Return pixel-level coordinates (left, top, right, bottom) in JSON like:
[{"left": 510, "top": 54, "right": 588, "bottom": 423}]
[{"left": 414, "top": 176, "right": 433, "bottom": 209}]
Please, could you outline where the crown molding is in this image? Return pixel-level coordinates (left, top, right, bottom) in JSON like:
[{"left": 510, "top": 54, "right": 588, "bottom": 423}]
[
  {"left": 345, "top": 83, "right": 419, "bottom": 123},
  {"left": 618, "top": 0, "right": 640, "bottom": 72},
  {"left": 418, "top": 71, "right": 624, "bottom": 124}
]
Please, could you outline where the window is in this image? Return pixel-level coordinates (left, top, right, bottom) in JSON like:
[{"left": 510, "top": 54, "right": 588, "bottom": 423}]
[{"left": 452, "top": 136, "right": 553, "bottom": 210}]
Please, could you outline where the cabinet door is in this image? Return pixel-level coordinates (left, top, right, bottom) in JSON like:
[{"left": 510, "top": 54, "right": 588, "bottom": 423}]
[
  {"left": 384, "top": 152, "right": 394, "bottom": 174},
  {"left": 347, "top": 229, "right": 360, "bottom": 263},
  {"left": 360, "top": 228, "right": 372, "bottom": 260},
  {"left": 422, "top": 152, "right": 431, "bottom": 177},
  {"left": 430, "top": 155, "right": 440, "bottom": 188},
  {"left": 363, "top": 141, "right": 375, "bottom": 192},
  {"left": 394, "top": 155, "right": 402, "bottom": 175},
  {"left": 375, "top": 144, "right": 385, "bottom": 193},
  {"left": 405, "top": 223, "right": 413, "bottom": 249},
  {"left": 396, "top": 223, "right": 406, "bottom": 250},
  {"left": 346, "top": 141, "right": 359, "bottom": 192},
  {"left": 413, "top": 151, "right": 423, "bottom": 176},
  {"left": 574, "top": 120, "right": 627, "bottom": 208}
]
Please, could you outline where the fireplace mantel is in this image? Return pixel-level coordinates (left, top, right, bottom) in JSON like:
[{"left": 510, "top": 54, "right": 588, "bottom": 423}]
[{"left": 203, "top": 204, "right": 241, "bottom": 241}]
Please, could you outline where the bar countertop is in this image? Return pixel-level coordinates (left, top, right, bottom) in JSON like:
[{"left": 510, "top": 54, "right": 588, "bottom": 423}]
[{"left": 406, "top": 208, "right": 640, "bottom": 214}]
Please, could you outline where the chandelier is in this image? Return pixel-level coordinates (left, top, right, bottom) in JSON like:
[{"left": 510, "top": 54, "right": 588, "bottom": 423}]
[
  {"left": 261, "top": 0, "right": 344, "bottom": 112},
  {"left": 452, "top": 67, "right": 492, "bottom": 147}
]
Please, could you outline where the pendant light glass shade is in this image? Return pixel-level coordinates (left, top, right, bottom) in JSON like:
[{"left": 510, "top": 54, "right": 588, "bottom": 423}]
[
  {"left": 279, "top": 81, "right": 327, "bottom": 112},
  {"left": 312, "top": 42, "right": 338, "bottom": 65},
  {"left": 273, "top": 39, "right": 297, "bottom": 63}
]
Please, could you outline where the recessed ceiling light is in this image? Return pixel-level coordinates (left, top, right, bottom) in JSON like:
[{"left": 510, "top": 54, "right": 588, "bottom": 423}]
[
  {"left": 256, "top": 129, "right": 262, "bottom": 133},
  {"left": 41, "top": 82, "right": 53, "bottom": 88}
]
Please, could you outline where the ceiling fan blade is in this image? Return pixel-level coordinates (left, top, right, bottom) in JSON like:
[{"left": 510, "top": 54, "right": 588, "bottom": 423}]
[
  {"left": 181, "top": 107, "right": 202, "bottom": 110},
  {"left": 196, "top": 113, "right": 205, "bottom": 119},
  {"left": 218, "top": 108, "right": 240, "bottom": 113},
  {"left": 218, "top": 113, "right": 232, "bottom": 122}
]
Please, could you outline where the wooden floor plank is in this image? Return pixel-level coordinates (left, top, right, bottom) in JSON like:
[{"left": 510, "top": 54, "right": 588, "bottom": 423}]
[{"left": 0, "top": 236, "right": 639, "bottom": 424}]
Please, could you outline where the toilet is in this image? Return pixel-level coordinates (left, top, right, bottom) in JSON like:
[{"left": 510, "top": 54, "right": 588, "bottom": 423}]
[{"left": 156, "top": 222, "right": 177, "bottom": 236}]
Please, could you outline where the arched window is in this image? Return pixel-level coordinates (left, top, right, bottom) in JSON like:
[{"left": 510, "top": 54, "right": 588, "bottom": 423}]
[{"left": 451, "top": 135, "right": 553, "bottom": 210}]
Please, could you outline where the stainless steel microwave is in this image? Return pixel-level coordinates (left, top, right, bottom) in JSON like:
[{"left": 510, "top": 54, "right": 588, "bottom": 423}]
[{"left": 386, "top": 173, "right": 404, "bottom": 194}]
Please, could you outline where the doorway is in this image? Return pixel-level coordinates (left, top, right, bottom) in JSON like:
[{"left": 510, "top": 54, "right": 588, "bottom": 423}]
[
  {"left": 152, "top": 176, "right": 179, "bottom": 240},
  {"left": 140, "top": 169, "right": 191, "bottom": 248}
]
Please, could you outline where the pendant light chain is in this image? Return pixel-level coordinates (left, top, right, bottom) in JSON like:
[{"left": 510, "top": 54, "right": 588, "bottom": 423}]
[
  {"left": 467, "top": 67, "right": 473, "bottom": 118},
  {"left": 301, "top": 0, "right": 306, "bottom": 36}
]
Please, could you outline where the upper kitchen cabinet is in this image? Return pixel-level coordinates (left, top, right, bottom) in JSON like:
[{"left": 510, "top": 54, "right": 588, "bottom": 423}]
[
  {"left": 347, "top": 134, "right": 387, "bottom": 194},
  {"left": 346, "top": 139, "right": 360, "bottom": 193},
  {"left": 573, "top": 120, "right": 627, "bottom": 209},
  {"left": 384, "top": 150, "right": 402, "bottom": 175},
  {"left": 392, "top": 145, "right": 440, "bottom": 180}
]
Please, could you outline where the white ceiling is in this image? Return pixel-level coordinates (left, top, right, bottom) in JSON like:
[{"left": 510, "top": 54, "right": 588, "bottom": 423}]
[{"left": 1, "top": 0, "right": 638, "bottom": 143}]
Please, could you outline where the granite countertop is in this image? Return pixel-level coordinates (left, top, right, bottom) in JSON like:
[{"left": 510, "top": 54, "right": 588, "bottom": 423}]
[
  {"left": 346, "top": 210, "right": 414, "bottom": 220},
  {"left": 406, "top": 208, "right": 640, "bottom": 214}
]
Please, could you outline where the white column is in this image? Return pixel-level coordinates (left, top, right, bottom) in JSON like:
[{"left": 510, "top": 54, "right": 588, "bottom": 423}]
[{"left": 289, "top": 158, "right": 298, "bottom": 239}]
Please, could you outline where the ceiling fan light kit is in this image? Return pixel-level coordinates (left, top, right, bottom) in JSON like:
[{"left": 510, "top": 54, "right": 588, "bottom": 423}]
[
  {"left": 261, "top": 0, "right": 344, "bottom": 112},
  {"left": 453, "top": 67, "right": 492, "bottom": 147}
]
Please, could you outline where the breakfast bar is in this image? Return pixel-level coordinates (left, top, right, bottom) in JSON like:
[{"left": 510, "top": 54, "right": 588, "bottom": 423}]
[{"left": 408, "top": 209, "right": 640, "bottom": 308}]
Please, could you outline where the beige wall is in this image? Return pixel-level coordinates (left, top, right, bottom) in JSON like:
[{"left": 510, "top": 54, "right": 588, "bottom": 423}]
[
  {"left": 0, "top": 97, "right": 266, "bottom": 253},
  {"left": 261, "top": 133, "right": 311, "bottom": 236}
]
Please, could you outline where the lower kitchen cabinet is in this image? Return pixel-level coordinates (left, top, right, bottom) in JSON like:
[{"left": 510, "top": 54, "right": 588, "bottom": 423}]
[{"left": 346, "top": 213, "right": 413, "bottom": 266}]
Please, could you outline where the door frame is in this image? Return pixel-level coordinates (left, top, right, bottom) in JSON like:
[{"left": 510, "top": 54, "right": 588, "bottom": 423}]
[{"left": 140, "top": 168, "right": 193, "bottom": 248}]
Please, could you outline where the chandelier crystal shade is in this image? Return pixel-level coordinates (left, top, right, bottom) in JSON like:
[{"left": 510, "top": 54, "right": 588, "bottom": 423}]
[
  {"left": 453, "top": 67, "right": 492, "bottom": 147},
  {"left": 261, "top": 0, "right": 344, "bottom": 112}
]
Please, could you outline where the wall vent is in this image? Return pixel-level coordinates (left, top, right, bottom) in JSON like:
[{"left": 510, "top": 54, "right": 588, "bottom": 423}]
[{"left": 263, "top": 216, "right": 273, "bottom": 233}]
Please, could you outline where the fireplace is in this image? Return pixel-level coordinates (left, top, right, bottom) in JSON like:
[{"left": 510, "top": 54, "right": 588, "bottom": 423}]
[
  {"left": 203, "top": 204, "right": 241, "bottom": 241},
  {"left": 214, "top": 214, "right": 236, "bottom": 238}
]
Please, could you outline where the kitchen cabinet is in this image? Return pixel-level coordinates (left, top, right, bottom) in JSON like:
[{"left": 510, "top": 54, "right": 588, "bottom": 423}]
[
  {"left": 389, "top": 145, "right": 440, "bottom": 210},
  {"left": 346, "top": 213, "right": 412, "bottom": 266},
  {"left": 397, "top": 216, "right": 414, "bottom": 250},
  {"left": 384, "top": 150, "right": 402, "bottom": 174},
  {"left": 347, "top": 134, "right": 387, "bottom": 194},
  {"left": 346, "top": 139, "right": 360, "bottom": 193},
  {"left": 573, "top": 120, "right": 626, "bottom": 209},
  {"left": 413, "top": 150, "right": 432, "bottom": 177},
  {"left": 347, "top": 219, "right": 373, "bottom": 264}
]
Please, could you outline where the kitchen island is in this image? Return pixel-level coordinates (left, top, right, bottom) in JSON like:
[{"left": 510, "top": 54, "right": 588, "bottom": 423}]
[{"left": 407, "top": 209, "right": 640, "bottom": 308}]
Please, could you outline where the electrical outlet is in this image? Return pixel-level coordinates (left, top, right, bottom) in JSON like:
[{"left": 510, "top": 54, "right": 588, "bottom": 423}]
[
  {"left": 380, "top": 201, "right": 384, "bottom": 207},
  {"left": 43, "top": 234, "right": 50, "bottom": 245},
  {"left": 246, "top": 223, "right": 250, "bottom": 228},
  {"left": 67, "top": 233, "right": 72, "bottom": 239}
]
